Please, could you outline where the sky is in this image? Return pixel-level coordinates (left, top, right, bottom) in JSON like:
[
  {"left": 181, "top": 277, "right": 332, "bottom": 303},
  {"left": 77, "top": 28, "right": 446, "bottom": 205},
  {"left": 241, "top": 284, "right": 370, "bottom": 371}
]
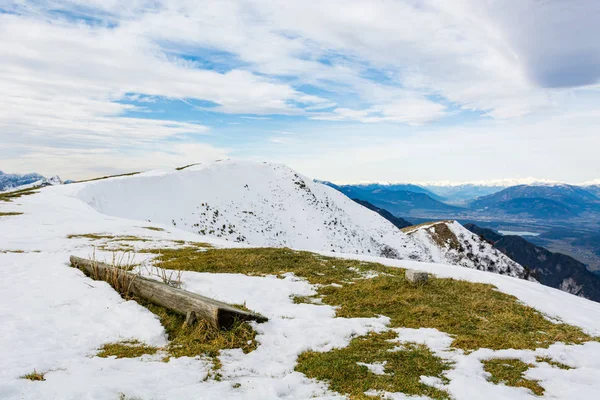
[{"left": 1, "top": 0, "right": 599, "bottom": 183}]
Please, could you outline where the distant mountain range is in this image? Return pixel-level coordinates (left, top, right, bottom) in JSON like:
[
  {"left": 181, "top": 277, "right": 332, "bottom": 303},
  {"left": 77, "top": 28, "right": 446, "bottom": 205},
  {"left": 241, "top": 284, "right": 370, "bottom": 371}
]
[
  {"left": 0, "top": 170, "right": 63, "bottom": 192},
  {"left": 324, "top": 181, "right": 600, "bottom": 220},
  {"left": 470, "top": 184, "right": 600, "bottom": 217},
  {"left": 321, "top": 181, "right": 459, "bottom": 215}
]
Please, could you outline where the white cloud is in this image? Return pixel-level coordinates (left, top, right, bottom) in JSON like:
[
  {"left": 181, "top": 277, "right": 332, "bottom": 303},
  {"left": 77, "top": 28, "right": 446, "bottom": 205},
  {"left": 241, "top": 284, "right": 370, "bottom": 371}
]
[
  {"left": 1, "top": 142, "right": 230, "bottom": 180},
  {"left": 2, "top": 0, "right": 599, "bottom": 179},
  {"left": 275, "top": 107, "right": 600, "bottom": 183},
  {"left": 313, "top": 97, "right": 448, "bottom": 125}
]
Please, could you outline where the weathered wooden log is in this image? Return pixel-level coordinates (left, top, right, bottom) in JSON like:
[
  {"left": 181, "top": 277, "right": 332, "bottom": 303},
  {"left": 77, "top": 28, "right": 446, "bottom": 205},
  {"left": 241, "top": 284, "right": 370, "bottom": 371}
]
[{"left": 70, "top": 255, "right": 267, "bottom": 330}]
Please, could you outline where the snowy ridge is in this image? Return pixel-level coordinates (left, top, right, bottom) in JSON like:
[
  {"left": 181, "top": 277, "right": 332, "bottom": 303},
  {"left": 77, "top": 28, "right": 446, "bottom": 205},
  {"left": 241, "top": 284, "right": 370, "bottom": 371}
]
[
  {"left": 74, "top": 161, "right": 427, "bottom": 260},
  {"left": 403, "top": 221, "right": 529, "bottom": 279}
]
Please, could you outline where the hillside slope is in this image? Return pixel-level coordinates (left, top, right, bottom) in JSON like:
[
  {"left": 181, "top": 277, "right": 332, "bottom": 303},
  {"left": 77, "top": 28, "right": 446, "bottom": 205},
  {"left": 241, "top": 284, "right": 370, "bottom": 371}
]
[
  {"left": 403, "top": 221, "right": 529, "bottom": 279},
  {"left": 351, "top": 198, "right": 413, "bottom": 229},
  {"left": 75, "top": 161, "right": 428, "bottom": 260}
]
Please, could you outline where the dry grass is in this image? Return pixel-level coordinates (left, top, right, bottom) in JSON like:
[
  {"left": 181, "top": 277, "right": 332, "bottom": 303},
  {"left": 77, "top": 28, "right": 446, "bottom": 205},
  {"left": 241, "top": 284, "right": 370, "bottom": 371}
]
[
  {"left": 72, "top": 252, "right": 258, "bottom": 368},
  {"left": 95, "top": 302, "right": 257, "bottom": 365},
  {"left": 67, "top": 233, "right": 150, "bottom": 242},
  {"left": 0, "top": 249, "right": 25, "bottom": 253},
  {"left": 143, "top": 301, "right": 257, "bottom": 361},
  {"left": 0, "top": 187, "right": 39, "bottom": 202},
  {"left": 297, "top": 331, "right": 451, "bottom": 399},
  {"left": 483, "top": 358, "right": 544, "bottom": 396},
  {"left": 97, "top": 340, "right": 159, "bottom": 359},
  {"left": 0, "top": 212, "right": 23, "bottom": 217},
  {"left": 403, "top": 221, "right": 461, "bottom": 251},
  {"left": 535, "top": 356, "right": 573, "bottom": 370},
  {"left": 143, "top": 226, "right": 165, "bottom": 232},
  {"left": 320, "top": 274, "right": 590, "bottom": 351},
  {"left": 21, "top": 370, "right": 46, "bottom": 381},
  {"left": 143, "top": 246, "right": 593, "bottom": 351},
  {"left": 176, "top": 163, "right": 200, "bottom": 171},
  {"left": 77, "top": 172, "right": 140, "bottom": 183}
]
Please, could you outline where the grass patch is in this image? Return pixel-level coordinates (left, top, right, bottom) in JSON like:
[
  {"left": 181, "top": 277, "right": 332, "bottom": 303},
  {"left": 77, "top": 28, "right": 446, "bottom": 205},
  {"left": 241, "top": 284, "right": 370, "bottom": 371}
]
[
  {"left": 143, "top": 300, "right": 257, "bottom": 360},
  {"left": 143, "top": 226, "right": 165, "bottom": 232},
  {"left": 0, "top": 249, "right": 25, "bottom": 253},
  {"left": 402, "top": 221, "right": 461, "bottom": 251},
  {"left": 67, "top": 233, "right": 149, "bottom": 242},
  {"left": 176, "top": 163, "right": 200, "bottom": 171},
  {"left": 21, "top": 370, "right": 46, "bottom": 381},
  {"left": 77, "top": 172, "right": 140, "bottom": 183},
  {"left": 0, "top": 212, "right": 23, "bottom": 217},
  {"left": 97, "top": 340, "right": 159, "bottom": 359},
  {"left": 94, "top": 301, "right": 257, "bottom": 366},
  {"left": 297, "top": 331, "right": 451, "bottom": 400},
  {"left": 0, "top": 187, "right": 39, "bottom": 202},
  {"left": 536, "top": 356, "right": 573, "bottom": 370},
  {"left": 483, "top": 358, "right": 544, "bottom": 396},
  {"left": 143, "top": 247, "right": 593, "bottom": 352},
  {"left": 319, "top": 275, "right": 590, "bottom": 351},
  {"left": 78, "top": 252, "right": 258, "bottom": 370},
  {"left": 142, "top": 247, "right": 388, "bottom": 286}
]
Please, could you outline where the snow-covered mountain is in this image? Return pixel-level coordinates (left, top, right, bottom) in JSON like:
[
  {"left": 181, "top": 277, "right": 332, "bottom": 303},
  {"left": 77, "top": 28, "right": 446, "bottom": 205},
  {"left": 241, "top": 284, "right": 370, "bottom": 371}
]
[
  {"left": 75, "top": 161, "right": 426, "bottom": 260},
  {"left": 0, "top": 170, "right": 63, "bottom": 192},
  {"left": 402, "top": 221, "right": 529, "bottom": 279},
  {"left": 74, "top": 161, "right": 525, "bottom": 277}
]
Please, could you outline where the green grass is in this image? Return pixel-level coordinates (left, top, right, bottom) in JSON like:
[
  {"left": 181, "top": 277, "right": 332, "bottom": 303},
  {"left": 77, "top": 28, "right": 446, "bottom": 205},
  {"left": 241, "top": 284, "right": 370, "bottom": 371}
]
[
  {"left": 483, "top": 358, "right": 544, "bottom": 396},
  {"left": 142, "top": 247, "right": 389, "bottom": 286},
  {"left": 97, "top": 340, "right": 159, "bottom": 359},
  {"left": 297, "top": 331, "right": 451, "bottom": 400},
  {"left": 535, "top": 356, "right": 573, "bottom": 370},
  {"left": 21, "top": 369, "right": 46, "bottom": 381},
  {"left": 0, "top": 187, "right": 39, "bottom": 202},
  {"left": 0, "top": 212, "right": 23, "bottom": 217},
  {"left": 143, "top": 300, "right": 257, "bottom": 361},
  {"left": 143, "top": 247, "right": 593, "bottom": 352}
]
